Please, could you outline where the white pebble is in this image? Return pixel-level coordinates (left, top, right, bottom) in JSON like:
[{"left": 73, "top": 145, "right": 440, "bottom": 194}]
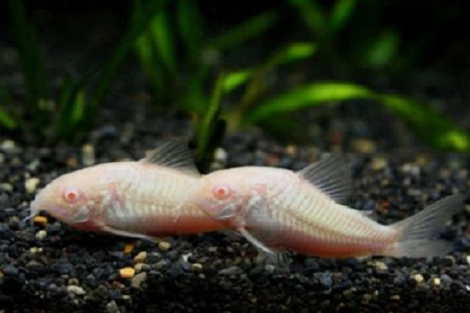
[
  {"left": 35, "top": 230, "right": 47, "bottom": 240},
  {"left": 374, "top": 261, "right": 388, "bottom": 271},
  {"left": 67, "top": 285, "right": 86, "bottom": 295},
  {"left": 25, "top": 177, "right": 40, "bottom": 194},
  {"left": 106, "top": 301, "right": 121, "bottom": 313},
  {"left": 82, "top": 144, "right": 95, "bottom": 166},
  {"left": 412, "top": 274, "right": 424, "bottom": 284},
  {"left": 0, "top": 140, "right": 16, "bottom": 151},
  {"left": 214, "top": 148, "right": 227, "bottom": 163}
]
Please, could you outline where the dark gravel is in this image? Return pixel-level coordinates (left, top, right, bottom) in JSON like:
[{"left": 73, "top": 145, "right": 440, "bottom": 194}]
[{"left": 0, "top": 95, "right": 469, "bottom": 313}]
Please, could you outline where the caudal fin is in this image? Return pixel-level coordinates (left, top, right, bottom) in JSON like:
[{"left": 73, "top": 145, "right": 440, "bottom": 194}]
[{"left": 386, "top": 194, "right": 465, "bottom": 258}]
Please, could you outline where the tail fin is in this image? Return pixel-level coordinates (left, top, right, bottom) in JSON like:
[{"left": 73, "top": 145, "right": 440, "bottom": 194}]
[{"left": 386, "top": 194, "right": 465, "bottom": 258}]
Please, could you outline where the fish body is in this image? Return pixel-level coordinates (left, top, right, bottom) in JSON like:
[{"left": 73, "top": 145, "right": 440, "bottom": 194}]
[
  {"left": 30, "top": 141, "right": 224, "bottom": 240},
  {"left": 191, "top": 154, "right": 465, "bottom": 258}
]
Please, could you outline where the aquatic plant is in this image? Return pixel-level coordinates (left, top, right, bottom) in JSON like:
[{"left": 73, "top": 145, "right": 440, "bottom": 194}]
[{"left": 0, "top": 0, "right": 161, "bottom": 140}]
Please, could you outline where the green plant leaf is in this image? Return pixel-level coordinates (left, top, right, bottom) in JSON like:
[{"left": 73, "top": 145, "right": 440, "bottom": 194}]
[
  {"left": 0, "top": 107, "right": 17, "bottom": 130},
  {"left": 177, "top": 0, "right": 203, "bottom": 63},
  {"left": 287, "top": 0, "right": 326, "bottom": 38},
  {"left": 268, "top": 42, "right": 317, "bottom": 67},
  {"left": 328, "top": 0, "right": 356, "bottom": 35},
  {"left": 135, "top": 31, "right": 167, "bottom": 98},
  {"left": 8, "top": 0, "right": 49, "bottom": 114},
  {"left": 150, "top": 3, "right": 177, "bottom": 76},
  {"left": 222, "top": 70, "right": 253, "bottom": 93},
  {"left": 245, "top": 82, "right": 372, "bottom": 122},
  {"left": 378, "top": 94, "right": 470, "bottom": 152},
  {"left": 223, "top": 42, "right": 316, "bottom": 110},
  {"left": 195, "top": 73, "right": 226, "bottom": 173},
  {"left": 364, "top": 30, "right": 400, "bottom": 69},
  {"left": 210, "top": 10, "right": 279, "bottom": 51},
  {"left": 88, "top": 0, "right": 164, "bottom": 123}
]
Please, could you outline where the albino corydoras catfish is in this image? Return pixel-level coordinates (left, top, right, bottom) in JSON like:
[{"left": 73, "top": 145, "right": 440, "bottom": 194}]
[
  {"left": 29, "top": 141, "right": 224, "bottom": 240},
  {"left": 190, "top": 154, "right": 465, "bottom": 258}
]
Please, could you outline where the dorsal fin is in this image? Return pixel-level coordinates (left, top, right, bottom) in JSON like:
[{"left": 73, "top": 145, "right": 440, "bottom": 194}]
[
  {"left": 142, "top": 140, "right": 200, "bottom": 176},
  {"left": 297, "top": 153, "right": 352, "bottom": 203}
]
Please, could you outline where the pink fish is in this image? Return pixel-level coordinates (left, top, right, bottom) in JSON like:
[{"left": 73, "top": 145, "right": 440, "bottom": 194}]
[
  {"left": 190, "top": 154, "right": 465, "bottom": 259},
  {"left": 29, "top": 141, "right": 224, "bottom": 240}
]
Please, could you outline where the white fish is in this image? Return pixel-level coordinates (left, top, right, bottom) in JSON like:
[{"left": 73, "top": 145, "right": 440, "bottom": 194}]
[
  {"left": 29, "top": 141, "right": 225, "bottom": 240},
  {"left": 190, "top": 153, "right": 465, "bottom": 259}
]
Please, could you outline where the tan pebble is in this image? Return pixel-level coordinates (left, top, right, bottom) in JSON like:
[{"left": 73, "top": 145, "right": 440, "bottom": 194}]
[
  {"left": 66, "top": 157, "right": 78, "bottom": 168},
  {"left": 0, "top": 183, "right": 13, "bottom": 192},
  {"left": 371, "top": 158, "right": 387, "bottom": 171},
  {"left": 35, "top": 230, "right": 47, "bottom": 240},
  {"left": 390, "top": 295, "right": 400, "bottom": 300},
  {"left": 466, "top": 255, "right": 470, "bottom": 266},
  {"left": 374, "top": 261, "right": 388, "bottom": 271},
  {"left": 432, "top": 278, "right": 441, "bottom": 287},
  {"left": 33, "top": 216, "right": 48, "bottom": 227},
  {"left": 134, "top": 263, "right": 150, "bottom": 273},
  {"left": 68, "top": 278, "right": 79, "bottom": 286},
  {"left": 82, "top": 144, "right": 96, "bottom": 166},
  {"left": 123, "top": 243, "right": 134, "bottom": 255},
  {"left": 119, "top": 267, "right": 135, "bottom": 279},
  {"left": 191, "top": 263, "right": 203, "bottom": 272},
  {"left": 0, "top": 270, "right": 4, "bottom": 279},
  {"left": 352, "top": 139, "right": 376, "bottom": 154},
  {"left": 133, "top": 251, "right": 147, "bottom": 263},
  {"left": 158, "top": 241, "right": 171, "bottom": 252},
  {"left": 131, "top": 272, "right": 147, "bottom": 289}
]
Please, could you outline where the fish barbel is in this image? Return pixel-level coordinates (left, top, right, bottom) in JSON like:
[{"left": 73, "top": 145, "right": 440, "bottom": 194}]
[
  {"left": 29, "top": 140, "right": 224, "bottom": 240},
  {"left": 190, "top": 154, "right": 465, "bottom": 259}
]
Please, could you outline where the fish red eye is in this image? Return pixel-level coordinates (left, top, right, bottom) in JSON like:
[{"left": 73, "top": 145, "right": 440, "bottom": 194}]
[
  {"left": 214, "top": 185, "right": 230, "bottom": 200},
  {"left": 64, "top": 187, "right": 80, "bottom": 203}
]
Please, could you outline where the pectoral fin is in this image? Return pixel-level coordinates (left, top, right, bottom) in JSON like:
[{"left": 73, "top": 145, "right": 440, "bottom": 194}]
[
  {"left": 239, "top": 227, "right": 275, "bottom": 254},
  {"left": 100, "top": 224, "right": 160, "bottom": 242}
]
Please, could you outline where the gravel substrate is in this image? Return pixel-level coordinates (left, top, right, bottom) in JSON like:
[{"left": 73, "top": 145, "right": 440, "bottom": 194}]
[{"left": 0, "top": 99, "right": 469, "bottom": 313}]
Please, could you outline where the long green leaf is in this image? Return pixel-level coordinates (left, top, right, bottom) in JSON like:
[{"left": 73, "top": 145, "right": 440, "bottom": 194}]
[
  {"left": 245, "top": 81, "right": 470, "bottom": 153},
  {"left": 287, "top": 0, "right": 327, "bottom": 38},
  {"left": 245, "top": 82, "right": 371, "bottom": 122},
  {"left": 8, "top": 0, "right": 48, "bottom": 111},
  {"left": 177, "top": 0, "right": 203, "bottom": 63},
  {"left": 195, "top": 73, "right": 226, "bottom": 173},
  {"left": 328, "top": 0, "right": 356, "bottom": 35},
  {"left": 268, "top": 42, "right": 317, "bottom": 67},
  {"left": 223, "top": 43, "right": 316, "bottom": 95},
  {"left": 365, "top": 30, "right": 400, "bottom": 69},
  {"left": 378, "top": 94, "right": 470, "bottom": 152},
  {"left": 223, "top": 70, "right": 253, "bottom": 93},
  {"left": 150, "top": 4, "right": 177, "bottom": 76},
  {"left": 210, "top": 11, "right": 279, "bottom": 51}
]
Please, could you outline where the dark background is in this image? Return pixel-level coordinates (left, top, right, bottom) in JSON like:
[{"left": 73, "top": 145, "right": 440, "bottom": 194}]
[{"left": 1, "top": 1, "right": 470, "bottom": 70}]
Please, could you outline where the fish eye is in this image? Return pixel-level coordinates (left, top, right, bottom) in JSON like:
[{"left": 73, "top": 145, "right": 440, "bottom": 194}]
[
  {"left": 213, "top": 185, "right": 231, "bottom": 200},
  {"left": 63, "top": 187, "right": 80, "bottom": 203}
]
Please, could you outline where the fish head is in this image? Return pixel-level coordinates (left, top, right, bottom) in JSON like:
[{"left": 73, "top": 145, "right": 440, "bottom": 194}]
[
  {"left": 192, "top": 170, "right": 246, "bottom": 223},
  {"left": 29, "top": 167, "right": 107, "bottom": 228}
]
